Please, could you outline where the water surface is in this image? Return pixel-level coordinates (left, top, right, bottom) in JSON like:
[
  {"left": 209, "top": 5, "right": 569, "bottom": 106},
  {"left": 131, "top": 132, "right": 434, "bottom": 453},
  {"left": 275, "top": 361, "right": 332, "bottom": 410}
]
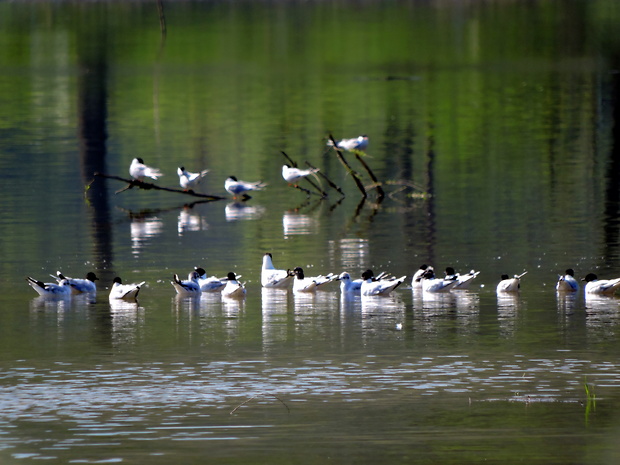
[{"left": 2, "top": 1, "right": 620, "bottom": 463}]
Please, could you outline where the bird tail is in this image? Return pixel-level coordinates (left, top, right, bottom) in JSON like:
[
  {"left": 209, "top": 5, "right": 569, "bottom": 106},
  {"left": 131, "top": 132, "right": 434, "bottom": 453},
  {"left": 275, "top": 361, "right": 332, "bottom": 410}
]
[
  {"left": 147, "top": 168, "right": 163, "bottom": 180},
  {"left": 26, "top": 276, "right": 44, "bottom": 288}
]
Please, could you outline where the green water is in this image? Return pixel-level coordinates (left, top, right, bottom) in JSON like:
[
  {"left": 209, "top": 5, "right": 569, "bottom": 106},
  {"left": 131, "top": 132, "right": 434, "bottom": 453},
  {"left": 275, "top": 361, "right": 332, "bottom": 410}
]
[{"left": 2, "top": 0, "right": 620, "bottom": 463}]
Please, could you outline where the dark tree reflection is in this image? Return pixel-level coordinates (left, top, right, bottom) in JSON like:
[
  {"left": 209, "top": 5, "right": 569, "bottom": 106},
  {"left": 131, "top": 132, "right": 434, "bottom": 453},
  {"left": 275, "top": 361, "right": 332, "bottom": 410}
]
[{"left": 77, "top": 23, "right": 113, "bottom": 276}]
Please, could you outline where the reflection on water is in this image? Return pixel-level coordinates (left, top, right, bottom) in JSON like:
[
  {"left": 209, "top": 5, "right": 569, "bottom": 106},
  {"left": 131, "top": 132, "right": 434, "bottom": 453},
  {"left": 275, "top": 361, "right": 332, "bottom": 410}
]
[
  {"left": 177, "top": 207, "right": 208, "bottom": 235},
  {"left": 109, "top": 299, "right": 145, "bottom": 346},
  {"left": 224, "top": 202, "right": 265, "bottom": 222},
  {"left": 7, "top": 284, "right": 620, "bottom": 463},
  {"left": 4, "top": 0, "right": 620, "bottom": 463},
  {"left": 328, "top": 237, "right": 370, "bottom": 272},
  {"left": 283, "top": 212, "right": 319, "bottom": 237},
  {"left": 261, "top": 288, "right": 290, "bottom": 349},
  {"left": 556, "top": 291, "right": 579, "bottom": 316},
  {"left": 130, "top": 217, "right": 163, "bottom": 256},
  {"left": 584, "top": 294, "right": 620, "bottom": 333}
]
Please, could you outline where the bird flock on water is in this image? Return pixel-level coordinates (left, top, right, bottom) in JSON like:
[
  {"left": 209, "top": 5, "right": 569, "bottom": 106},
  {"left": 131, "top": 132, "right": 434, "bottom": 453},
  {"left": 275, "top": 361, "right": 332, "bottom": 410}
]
[
  {"left": 26, "top": 135, "right": 620, "bottom": 301},
  {"left": 25, "top": 255, "right": 620, "bottom": 302}
]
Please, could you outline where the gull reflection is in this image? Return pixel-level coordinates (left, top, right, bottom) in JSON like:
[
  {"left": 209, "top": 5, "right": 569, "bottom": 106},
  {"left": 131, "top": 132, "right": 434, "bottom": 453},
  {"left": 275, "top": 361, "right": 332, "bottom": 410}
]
[
  {"left": 328, "top": 238, "right": 369, "bottom": 270},
  {"left": 29, "top": 295, "right": 73, "bottom": 341},
  {"left": 283, "top": 212, "right": 318, "bottom": 237},
  {"left": 261, "top": 288, "right": 290, "bottom": 349},
  {"left": 421, "top": 290, "right": 457, "bottom": 310},
  {"left": 223, "top": 295, "right": 245, "bottom": 314},
  {"left": 293, "top": 290, "right": 316, "bottom": 313},
  {"left": 360, "top": 294, "right": 406, "bottom": 337},
  {"left": 131, "top": 216, "right": 163, "bottom": 256},
  {"left": 584, "top": 294, "right": 620, "bottom": 331},
  {"left": 109, "top": 299, "right": 145, "bottom": 346},
  {"left": 177, "top": 207, "right": 208, "bottom": 235},
  {"left": 497, "top": 291, "right": 521, "bottom": 338},
  {"left": 556, "top": 291, "right": 578, "bottom": 317},
  {"left": 173, "top": 294, "right": 202, "bottom": 313},
  {"left": 454, "top": 291, "right": 480, "bottom": 336},
  {"left": 225, "top": 202, "right": 265, "bottom": 222},
  {"left": 29, "top": 294, "right": 72, "bottom": 314}
]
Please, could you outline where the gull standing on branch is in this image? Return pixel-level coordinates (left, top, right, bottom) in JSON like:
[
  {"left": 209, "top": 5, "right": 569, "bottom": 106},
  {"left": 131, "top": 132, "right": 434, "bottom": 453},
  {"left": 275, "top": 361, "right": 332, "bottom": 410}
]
[
  {"left": 282, "top": 164, "right": 320, "bottom": 186},
  {"left": 129, "top": 158, "right": 163, "bottom": 181},
  {"left": 224, "top": 176, "right": 267, "bottom": 199},
  {"left": 177, "top": 166, "right": 209, "bottom": 190},
  {"left": 328, "top": 135, "right": 369, "bottom": 151},
  {"left": 109, "top": 277, "right": 146, "bottom": 300}
]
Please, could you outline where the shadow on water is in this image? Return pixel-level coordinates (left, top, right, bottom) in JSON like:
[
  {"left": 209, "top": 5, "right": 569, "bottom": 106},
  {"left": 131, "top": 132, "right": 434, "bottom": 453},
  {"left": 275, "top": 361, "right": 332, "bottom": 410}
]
[
  {"left": 604, "top": 53, "right": 620, "bottom": 264},
  {"left": 77, "top": 15, "right": 112, "bottom": 274}
]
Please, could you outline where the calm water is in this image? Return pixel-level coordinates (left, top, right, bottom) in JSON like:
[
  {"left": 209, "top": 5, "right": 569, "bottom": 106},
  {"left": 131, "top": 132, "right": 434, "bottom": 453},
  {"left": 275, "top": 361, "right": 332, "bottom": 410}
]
[{"left": 2, "top": 0, "right": 620, "bottom": 463}]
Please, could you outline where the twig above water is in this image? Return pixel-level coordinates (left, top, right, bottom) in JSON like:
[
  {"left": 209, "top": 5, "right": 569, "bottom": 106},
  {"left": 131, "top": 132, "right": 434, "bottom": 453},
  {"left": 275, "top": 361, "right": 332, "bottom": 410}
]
[
  {"left": 281, "top": 151, "right": 327, "bottom": 197},
  {"left": 93, "top": 173, "right": 225, "bottom": 201},
  {"left": 328, "top": 134, "right": 367, "bottom": 198}
]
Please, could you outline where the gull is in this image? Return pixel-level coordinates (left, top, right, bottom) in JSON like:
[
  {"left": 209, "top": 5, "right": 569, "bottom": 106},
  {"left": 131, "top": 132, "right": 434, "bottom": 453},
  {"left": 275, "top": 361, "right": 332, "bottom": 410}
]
[
  {"left": 337, "top": 270, "right": 393, "bottom": 293},
  {"left": 328, "top": 135, "right": 369, "bottom": 151},
  {"left": 496, "top": 272, "right": 527, "bottom": 293},
  {"left": 282, "top": 164, "right": 320, "bottom": 185},
  {"left": 292, "top": 267, "right": 336, "bottom": 293},
  {"left": 261, "top": 253, "right": 294, "bottom": 288},
  {"left": 222, "top": 272, "right": 246, "bottom": 298},
  {"left": 109, "top": 277, "right": 146, "bottom": 300},
  {"left": 26, "top": 276, "right": 73, "bottom": 297},
  {"left": 582, "top": 273, "right": 620, "bottom": 295},
  {"left": 556, "top": 268, "right": 579, "bottom": 292},
  {"left": 224, "top": 176, "right": 267, "bottom": 199},
  {"left": 53, "top": 271, "right": 98, "bottom": 294},
  {"left": 420, "top": 268, "right": 459, "bottom": 293},
  {"left": 129, "top": 157, "right": 163, "bottom": 181},
  {"left": 411, "top": 264, "right": 432, "bottom": 287},
  {"left": 177, "top": 166, "right": 209, "bottom": 190},
  {"left": 337, "top": 272, "right": 363, "bottom": 293},
  {"left": 171, "top": 271, "right": 202, "bottom": 295},
  {"left": 444, "top": 267, "right": 480, "bottom": 290},
  {"left": 194, "top": 267, "right": 227, "bottom": 292},
  {"left": 360, "top": 269, "right": 406, "bottom": 296}
]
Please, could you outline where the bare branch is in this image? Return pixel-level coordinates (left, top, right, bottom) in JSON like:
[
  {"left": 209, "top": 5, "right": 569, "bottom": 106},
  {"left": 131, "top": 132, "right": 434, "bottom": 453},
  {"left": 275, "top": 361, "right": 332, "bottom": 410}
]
[
  {"left": 230, "top": 393, "right": 290, "bottom": 415},
  {"left": 93, "top": 173, "right": 226, "bottom": 201},
  {"left": 305, "top": 161, "right": 345, "bottom": 197},
  {"left": 328, "top": 134, "right": 366, "bottom": 197}
]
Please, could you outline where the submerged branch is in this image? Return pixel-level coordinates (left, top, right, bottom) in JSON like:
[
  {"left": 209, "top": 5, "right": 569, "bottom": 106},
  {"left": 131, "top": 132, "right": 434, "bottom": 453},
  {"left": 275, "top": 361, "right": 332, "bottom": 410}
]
[
  {"left": 305, "top": 161, "right": 345, "bottom": 197},
  {"left": 93, "top": 173, "right": 226, "bottom": 201},
  {"left": 230, "top": 393, "right": 290, "bottom": 415},
  {"left": 355, "top": 153, "right": 384, "bottom": 199}
]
